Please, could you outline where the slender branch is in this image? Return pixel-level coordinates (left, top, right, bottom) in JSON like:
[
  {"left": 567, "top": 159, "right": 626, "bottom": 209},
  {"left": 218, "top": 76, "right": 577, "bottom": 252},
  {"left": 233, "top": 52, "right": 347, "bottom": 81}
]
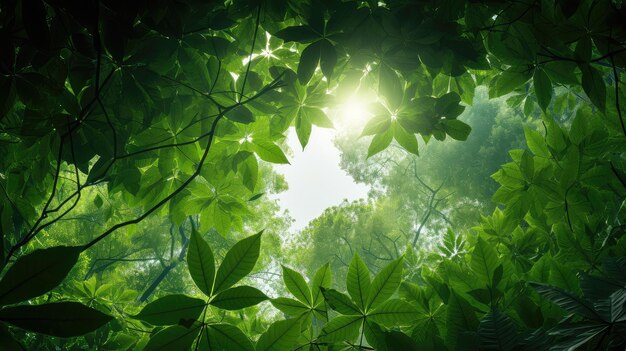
[{"left": 239, "top": 4, "right": 262, "bottom": 100}]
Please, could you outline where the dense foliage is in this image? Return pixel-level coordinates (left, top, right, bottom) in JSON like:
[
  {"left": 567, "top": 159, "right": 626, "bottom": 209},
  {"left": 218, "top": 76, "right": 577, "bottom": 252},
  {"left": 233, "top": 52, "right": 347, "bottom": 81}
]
[{"left": 1, "top": 0, "right": 625, "bottom": 350}]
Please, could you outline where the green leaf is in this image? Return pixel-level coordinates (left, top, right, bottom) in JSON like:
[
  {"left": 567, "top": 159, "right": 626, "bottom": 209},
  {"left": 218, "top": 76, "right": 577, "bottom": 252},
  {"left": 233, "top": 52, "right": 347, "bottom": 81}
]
[
  {"left": 533, "top": 68, "right": 552, "bottom": 111},
  {"left": 0, "top": 302, "right": 112, "bottom": 337},
  {"left": 205, "top": 323, "right": 254, "bottom": 351},
  {"left": 379, "top": 64, "right": 403, "bottom": 110},
  {"left": 255, "top": 318, "right": 301, "bottom": 351},
  {"left": 134, "top": 294, "right": 206, "bottom": 326},
  {"left": 0, "top": 246, "right": 81, "bottom": 305},
  {"left": 298, "top": 41, "right": 322, "bottom": 85},
  {"left": 311, "top": 263, "right": 332, "bottom": 307},
  {"left": 251, "top": 140, "right": 290, "bottom": 164},
  {"left": 143, "top": 325, "right": 200, "bottom": 351},
  {"left": 435, "top": 92, "right": 464, "bottom": 118},
  {"left": 320, "top": 39, "right": 337, "bottom": 81},
  {"left": 442, "top": 119, "right": 472, "bottom": 141},
  {"left": 524, "top": 127, "right": 550, "bottom": 157},
  {"left": 367, "top": 299, "right": 418, "bottom": 326},
  {"left": 0, "top": 324, "right": 24, "bottom": 351},
  {"left": 282, "top": 265, "right": 312, "bottom": 305},
  {"left": 319, "top": 315, "right": 362, "bottom": 342},
  {"left": 367, "top": 128, "right": 393, "bottom": 158},
  {"left": 367, "top": 257, "right": 403, "bottom": 309},
  {"left": 270, "top": 297, "right": 310, "bottom": 316},
  {"left": 295, "top": 111, "right": 312, "bottom": 149},
  {"left": 580, "top": 64, "right": 606, "bottom": 112},
  {"left": 385, "top": 330, "right": 420, "bottom": 351},
  {"left": 362, "top": 114, "right": 391, "bottom": 136},
  {"left": 470, "top": 237, "right": 499, "bottom": 286},
  {"left": 225, "top": 105, "right": 255, "bottom": 124},
  {"left": 347, "top": 253, "right": 371, "bottom": 310},
  {"left": 322, "top": 288, "right": 361, "bottom": 315},
  {"left": 478, "top": 309, "right": 519, "bottom": 351},
  {"left": 209, "top": 285, "right": 268, "bottom": 310},
  {"left": 187, "top": 230, "right": 215, "bottom": 296},
  {"left": 213, "top": 232, "right": 262, "bottom": 293},
  {"left": 446, "top": 292, "right": 479, "bottom": 348},
  {"left": 305, "top": 107, "right": 334, "bottom": 128},
  {"left": 393, "top": 123, "right": 419, "bottom": 155},
  {"left": 493, "top": 66, "right": 532, "bottom": 97},
  {"left": 274, "top": 26, "right": 319, "bottom": 43},
  {"left": 528, "top": 282, "right": 602, "bottom": 321}
]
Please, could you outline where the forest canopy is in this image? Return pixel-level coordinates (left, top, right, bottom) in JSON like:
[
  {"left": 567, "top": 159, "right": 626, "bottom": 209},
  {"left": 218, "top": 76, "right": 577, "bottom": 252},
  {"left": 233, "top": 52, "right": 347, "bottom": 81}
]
[{"left": 0, "top": 0, "right": 625, "bottom": 350}]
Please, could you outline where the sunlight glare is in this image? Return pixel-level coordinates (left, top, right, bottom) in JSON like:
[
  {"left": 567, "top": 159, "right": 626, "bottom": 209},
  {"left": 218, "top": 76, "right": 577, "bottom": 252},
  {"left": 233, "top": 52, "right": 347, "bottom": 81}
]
[{"left": 337, "top": 95, "right": 372, "bottom": 128}]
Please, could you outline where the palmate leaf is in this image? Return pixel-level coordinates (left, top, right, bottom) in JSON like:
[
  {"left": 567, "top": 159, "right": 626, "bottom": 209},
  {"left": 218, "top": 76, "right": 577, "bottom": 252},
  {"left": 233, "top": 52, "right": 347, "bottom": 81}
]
[
  {"left": 0, "top": 246, "right": 81, "bottom": 305},
  {"left": 367, "top": 257, "right": 403, "bottom": 309},
  {"left": 255, "top": 318, "right": 302, "bottom": 351},
  {"left": 209, "top": 285, "right": 268, "bottom": 310},
  {"left": 319, "top": 315, "right": 362, "bottom": 343},
  {"left": 0, "top": 302, "right": 112, "bottom": 337},
  {"left": 282, "top": 265, "right": 312, "bottom": 305},
  {"left": 213, "top": 231, "right": 262, "bottom": 294},
  {"left": 311, "top": 263, "right": 332, "bottom": 307},
  {"left": 322, "top": 288, "right": 361, "bottom": 315},
  {"left": 187, "top": 230, "right": 215, "bottom": 296},
  {"left": 134, "top": 294, "right": 206, "bottom": 326},
  {"left": 271, "top": 297, "right": 310, "bottom": 316},
  {"left": 200, "top": 323, "right": 255, "bottom": 351},
  {"left": 143, "top": 325, "right": 201, "bottom": 351},
  {"left": 346, "top": 253, "right": 371, "bottom": 310},
  {"left": 367, "top": 299, "right": 418, "bottom": 326}
]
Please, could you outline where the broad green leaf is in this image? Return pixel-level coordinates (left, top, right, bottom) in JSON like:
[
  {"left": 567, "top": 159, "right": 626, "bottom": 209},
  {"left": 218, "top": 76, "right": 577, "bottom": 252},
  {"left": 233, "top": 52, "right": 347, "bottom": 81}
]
[
  {"left": 347, "top": 253, "right": 371, "bottom": 310},
  {"left": 319, "top": 315, "right": 362, "bottom": 342},
  {"left": 295, "top": 111, "right": 312, "bottom": 149},
  {"left": 320, "top": 39, "right": 337, "bottom": 80},
  {"left": 214, "top": 232, "right": 262, "bottom": 293},
  {"left": 187, "top": 230, "right": 215, "bottom": 296},
  {"left": 209, "top": 285, "right": 267, "bottom": 310},
  {"left": 298, "top": 41, "right": 322, "bottom": 85},
  {"left": 305, "top": 107, "right": 333, "bottom": 128},
  {"left": 251, "top": 140, "right": 290, "bottom": 164},
  {"left": 311, "top": 263, "right": 332, "bottom": 307},
  {"left": 385, "top": 330, "right": 420, "bottom": 351},
  {"left": 493, "top": 66, "right": 532, "bottom": 97},
  {"left": 367, "top": 128, "right": 393, "bottom": 158},
  {"left": 524, "top": 127, "right": 550, "bottom": 157},
  {"left": 442, "top": 119, "right": 472, "bottom": 141},
  {"left": 0, "top": 246, "right": 81, "bottom": 305},
  {"left": 478, "top": 309, "right": 519, "bottom": 351},
  {"left": 379, "top": 64, "right": 403, "bottom": 110},
  {"left": 0, "top": 302, "right": 112, "bottom": 337},
  {"left": 0, "top": 324, "right": 23, "bottom": 351},
  {"left": 270, "top": 297, "right": 310, "bottom": 316},
  {"left": 134, "top": 294, "right": 206, "bottom": 326},
  {"left": 225, "top": 105, "right": 255, "bottom": 124},
  {"left": 435, "top": 92, "right": 464, "bottom": 118},
  {"left": 470, "top": 237, "right": 499, "bottom": 286},
  {"left": 368, "top": 299, "right": 418, "bottom": 326},
  {"left": 322, "top": 288, "right": 361, "bottom": 315},
  {"left": 274, "top": 26, "right": 319, "bottom": 43},
  {"left": 393, "top": 123, "right": 419, "bottom": 155},
  {"left": 533, "top": 68, "right": 552, "bottom": 111},
  {"left": 205, "top": 323, "right": 254, "bottom": 351},
  {"left": 580, "top": 64, "right": 606, "bottom": 112},
  {"left": 367, "top": 257, "right": 403, "bottom": 309},
  {"left": 143, "top": 325, "right": 200, "bottom": 351},
  {"left": 362, "top": 114, "right": 391, "bottom": 136},
  {"left": 282, "top": 265, "right": 312, "bottom": 305},
  {"left": 446, "top": 292, "right": 479, "bottom": 348},
  {"left": 255, "top": 318, "right": 301, "bottom": 351},
  {"left": 529, "top": 282, "right": 602, "bottom": 321}
]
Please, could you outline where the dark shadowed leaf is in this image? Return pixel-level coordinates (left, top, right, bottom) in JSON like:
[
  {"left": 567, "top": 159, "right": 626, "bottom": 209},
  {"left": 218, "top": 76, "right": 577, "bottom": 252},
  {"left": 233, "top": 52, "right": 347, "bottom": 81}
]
[
  {"left": 134, "top": 294, "right": 206, "bottom": 326},
  {"left": 143, "top": 325, "right": 200, "bottom": 351},
  {"left": 0, "top": 302, "right": 112, "bottom": 337},
  {"left": 0, "top": 246, "right": 81, "bottom": 305}
]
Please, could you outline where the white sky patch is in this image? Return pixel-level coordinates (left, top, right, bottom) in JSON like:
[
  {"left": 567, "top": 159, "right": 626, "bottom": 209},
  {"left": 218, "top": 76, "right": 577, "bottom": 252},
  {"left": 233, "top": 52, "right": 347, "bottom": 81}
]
[{"left": 272, "top": 128, "right": 370, "bottom": 232}]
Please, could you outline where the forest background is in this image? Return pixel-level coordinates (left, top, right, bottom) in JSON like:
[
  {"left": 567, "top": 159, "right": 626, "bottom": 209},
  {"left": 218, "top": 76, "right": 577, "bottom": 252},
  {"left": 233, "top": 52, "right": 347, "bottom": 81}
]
[{"left": 0, "top": 0, "right": 625, "bottom": 350}]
